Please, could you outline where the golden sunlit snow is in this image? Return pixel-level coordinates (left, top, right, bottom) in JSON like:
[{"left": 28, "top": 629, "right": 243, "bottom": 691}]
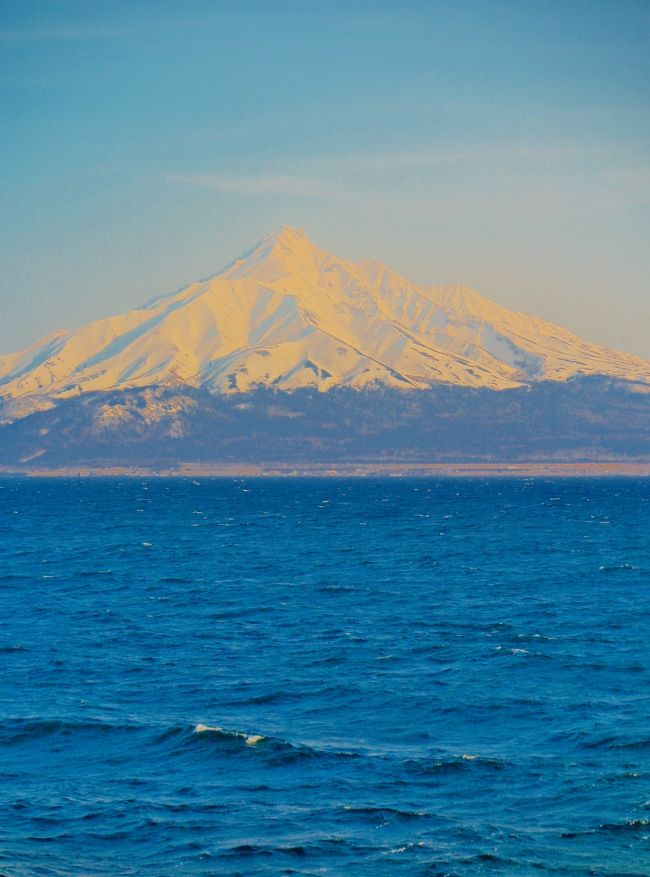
[{"left": 1, "top": 227, "right": 648, "bottom": 415}]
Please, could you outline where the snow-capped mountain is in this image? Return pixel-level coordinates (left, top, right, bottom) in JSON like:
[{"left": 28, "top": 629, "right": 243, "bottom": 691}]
[{"left": 1, "top": 226, "right": 649, "bottom": 417}]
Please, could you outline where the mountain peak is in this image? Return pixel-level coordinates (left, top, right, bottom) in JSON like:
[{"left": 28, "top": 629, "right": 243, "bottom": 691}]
[
  {"left": 220, "top": 224, "right": 319, "bottom": 282},
  {"left": 259, "top": 224, "right": 316, "bottom": 257},
  {"left": 1, "top": 227, "right": 649, "bottom": 410},
  {"left": 271, "top": 224, "right": 308, "bottom": 243}
]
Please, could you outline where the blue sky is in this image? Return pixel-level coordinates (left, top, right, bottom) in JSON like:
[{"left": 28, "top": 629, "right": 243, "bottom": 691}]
[{"left": 1, "top": 0, "right": 649, "bottom": 355}]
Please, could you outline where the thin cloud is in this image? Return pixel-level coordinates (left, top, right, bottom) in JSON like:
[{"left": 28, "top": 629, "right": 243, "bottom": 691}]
[
  {"left": 168, "top": 143, "right": 612, "bottom": 193},
  {"left": 315, "top": 142, "right": 604, "bottom": 174},
  {"left": 164, "top": 143, "right": 649, "bottom": 214},
  {"left": 165, "top": 173, "right": 345, "bottom": 200}
]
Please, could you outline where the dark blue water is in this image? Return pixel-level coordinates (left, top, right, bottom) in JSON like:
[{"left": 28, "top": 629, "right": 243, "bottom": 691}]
[{"left": 1, "top": 477, "right": 649, "bottom": 876}]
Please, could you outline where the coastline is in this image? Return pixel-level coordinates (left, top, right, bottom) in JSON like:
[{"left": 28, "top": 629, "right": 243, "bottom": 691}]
[{"left": 1, "top": 461, "right": 649, "bottom": 478}]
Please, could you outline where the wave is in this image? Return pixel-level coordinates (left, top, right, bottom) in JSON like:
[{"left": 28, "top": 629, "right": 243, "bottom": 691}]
[
  {"left": 193, "top": 724, "right": 264, "bottom": 746},
  {"left": 598, "top": 818, "right": 650, "bottom": 834},
  {"left": 2, "top": 717, "right": 322, "bottom": 766},
  {"left": 578, "top": 732, "right": 650, "bottom": 752},
  {"left": 218, "top": 837, "right": 377, "bottom": 861},
  {"left": 189, "top": 723, "right": 362, "bottom": 765},
  {"left": 1, "top": 716, "right": 282, "bottom": 749},
  {"left": 0, "top": 716, "right": 149, "bottom": 744},
  {"left": 222, "top": 689, "right": 303, "bottom": 706},
  {"left": 402, "top": 753, "right": 508, "bottom": 776},
  {"left": 599, "top": 563, "right": 640, "bottom": 573},
  {"left": 339, "top": 805, "right": 431, "bottom": 824},
  {"left": 608, "top": 738, "right": 650, "bottom": 752},
  {"left": 75, "top": 569, "right": 115, "bottom": 578}
]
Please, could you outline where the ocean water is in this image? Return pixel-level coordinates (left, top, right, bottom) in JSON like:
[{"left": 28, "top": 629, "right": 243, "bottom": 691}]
[{"left": 1, "top": 477, "right": 649, "bottom": 876}]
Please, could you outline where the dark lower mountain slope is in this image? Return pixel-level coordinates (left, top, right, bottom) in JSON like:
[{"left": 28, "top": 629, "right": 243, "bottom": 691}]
[{"left": 0, "top": 377, "right": 648, "bottom": 470}]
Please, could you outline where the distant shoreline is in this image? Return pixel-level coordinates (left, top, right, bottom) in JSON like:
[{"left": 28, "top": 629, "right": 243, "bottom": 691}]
[{"left": 1, "top": 462, "right": 648, "bottom": 478}]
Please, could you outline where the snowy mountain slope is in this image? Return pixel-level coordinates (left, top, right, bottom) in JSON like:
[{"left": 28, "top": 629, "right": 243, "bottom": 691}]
[{"left": 1, "top": 226, "right": 649, "bottom": 418}]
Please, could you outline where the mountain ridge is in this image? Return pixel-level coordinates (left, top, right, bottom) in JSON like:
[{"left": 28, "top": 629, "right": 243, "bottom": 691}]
[{"left": 1, "top": 226, "right": 649, "bottom": 425}]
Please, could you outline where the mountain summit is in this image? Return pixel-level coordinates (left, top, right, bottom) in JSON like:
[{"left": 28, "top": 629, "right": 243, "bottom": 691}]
[{"left": 1, "top": 227, "right": 649, "bottom": 418}]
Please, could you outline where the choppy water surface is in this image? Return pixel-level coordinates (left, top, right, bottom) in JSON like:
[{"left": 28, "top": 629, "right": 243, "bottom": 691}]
[{"left": 1, "top": 477, "right": 649, "bottom": 876}]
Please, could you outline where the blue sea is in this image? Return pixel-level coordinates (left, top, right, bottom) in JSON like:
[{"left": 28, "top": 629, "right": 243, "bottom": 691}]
[{"left": 1, "top": 477, "right": 649, "bottom": 876}]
